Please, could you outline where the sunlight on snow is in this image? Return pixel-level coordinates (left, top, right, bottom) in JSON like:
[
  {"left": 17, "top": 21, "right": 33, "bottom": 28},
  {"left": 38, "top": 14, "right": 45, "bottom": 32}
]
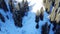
[
  {"left": 14, "top": 0, "right": 45, "bottom": 13},
  {"left": 28, "top": 0, "right": 45, "bottom": 13}
]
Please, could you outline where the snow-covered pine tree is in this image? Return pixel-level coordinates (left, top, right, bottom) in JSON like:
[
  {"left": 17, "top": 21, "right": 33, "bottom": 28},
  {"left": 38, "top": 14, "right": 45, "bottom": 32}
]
[{"left": 12, "top": 0, "right": 29, "bottom": 28}]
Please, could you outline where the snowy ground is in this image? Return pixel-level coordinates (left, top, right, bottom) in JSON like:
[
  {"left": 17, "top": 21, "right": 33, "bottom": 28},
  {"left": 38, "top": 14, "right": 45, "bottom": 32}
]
[{"left": 0, "top": 0, "right": 54, "bottom": 34}]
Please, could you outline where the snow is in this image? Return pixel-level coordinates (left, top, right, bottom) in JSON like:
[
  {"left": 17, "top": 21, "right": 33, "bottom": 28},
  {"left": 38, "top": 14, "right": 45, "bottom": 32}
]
[
  {"left": 28, "top": 0, "right": 45, "bottom": 13},
  {"left": 0, "top": 0, "right": 54, "bottom": 34}
]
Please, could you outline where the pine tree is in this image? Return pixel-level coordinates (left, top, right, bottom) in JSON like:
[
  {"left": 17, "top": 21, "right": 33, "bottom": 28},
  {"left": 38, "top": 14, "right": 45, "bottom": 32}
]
[
  {"left": 41, "top": 22, "right": 50, "bottom": 34},
  {"left": 0, "top": 0, "right": 8, "bottom": 12},
  {"left": 9, "top": 0, "right": 14, "bottom": 13},
  {"left": 0, "top": 13, "right": 5, "bottom": 23},
  {"left": 13, "top": 0, "right": 29, "bottom": 28}
]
